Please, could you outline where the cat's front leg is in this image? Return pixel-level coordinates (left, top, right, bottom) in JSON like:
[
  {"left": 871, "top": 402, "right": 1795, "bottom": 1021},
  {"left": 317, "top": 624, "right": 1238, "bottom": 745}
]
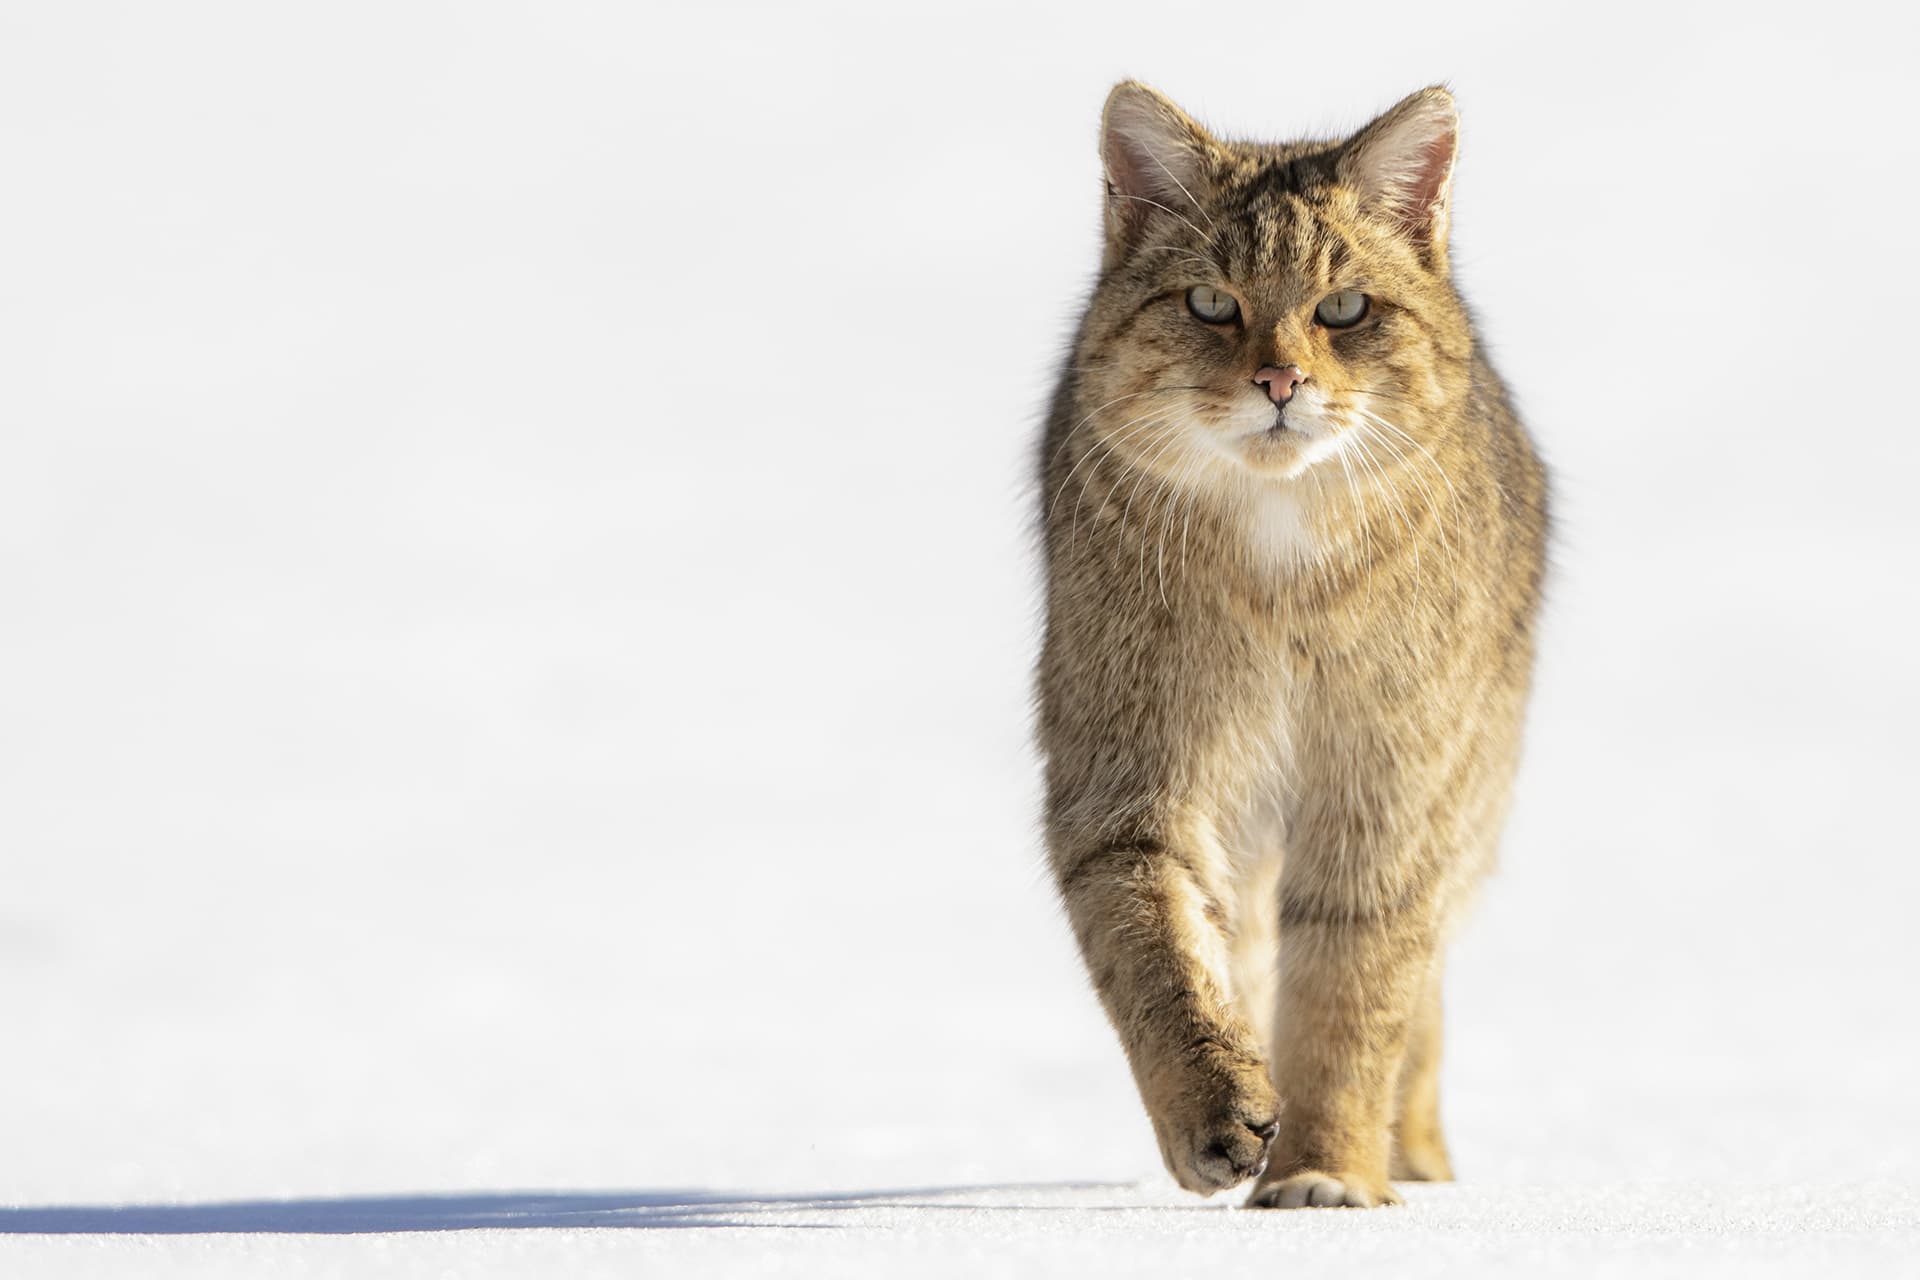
[
  {"left": 1245, "top": 880, "right": 1440, "bottom": 1209},
  {"left": 1053, "top": 832, "right": 1279, "bottom": 1194}
]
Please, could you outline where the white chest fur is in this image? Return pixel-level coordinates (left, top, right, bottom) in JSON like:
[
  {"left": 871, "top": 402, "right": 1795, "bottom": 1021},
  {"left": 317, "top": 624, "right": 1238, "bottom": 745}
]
[{"left": 1244, "top": 487, "right": 1317, "bottom": 575}]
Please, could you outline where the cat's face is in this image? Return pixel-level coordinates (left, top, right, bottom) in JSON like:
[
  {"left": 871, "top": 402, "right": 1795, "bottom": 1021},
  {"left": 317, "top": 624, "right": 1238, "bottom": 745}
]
[{"left": 1075, "top": 85, "right": 1471, "bottom": 489}]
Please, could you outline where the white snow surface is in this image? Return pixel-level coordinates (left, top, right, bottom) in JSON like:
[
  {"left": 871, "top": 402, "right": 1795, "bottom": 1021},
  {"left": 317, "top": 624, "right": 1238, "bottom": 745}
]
[{"left": 3, "top": 2, "right": 1918, "bottom": 1276}]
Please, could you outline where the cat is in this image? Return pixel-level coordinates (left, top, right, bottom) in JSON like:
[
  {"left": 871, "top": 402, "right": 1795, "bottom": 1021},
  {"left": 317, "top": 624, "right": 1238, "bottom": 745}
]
[{"left": 1035, "top": 82, "right": 1548, "bottom": 1209}]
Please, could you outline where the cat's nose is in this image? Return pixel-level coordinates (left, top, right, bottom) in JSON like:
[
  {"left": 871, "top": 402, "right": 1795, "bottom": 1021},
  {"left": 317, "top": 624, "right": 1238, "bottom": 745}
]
[{"left": 1253, "top": 365, "right": 1307, "bottom": 405}]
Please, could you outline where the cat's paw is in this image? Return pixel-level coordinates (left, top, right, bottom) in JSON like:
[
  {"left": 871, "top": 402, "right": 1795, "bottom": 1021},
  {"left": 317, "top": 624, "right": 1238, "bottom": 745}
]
[
  {"left": 1245, "top": 1170, "right": 1403, "bottom": 1209},
  {"left": 1149, "top": 1054, "right": 1280, "bottom": 1194}
]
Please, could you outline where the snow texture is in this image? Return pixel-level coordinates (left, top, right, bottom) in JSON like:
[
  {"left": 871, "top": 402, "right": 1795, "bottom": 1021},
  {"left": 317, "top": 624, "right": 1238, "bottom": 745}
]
[{"left": 2, "top": 1, "right": 1917, "bottom": 1276}]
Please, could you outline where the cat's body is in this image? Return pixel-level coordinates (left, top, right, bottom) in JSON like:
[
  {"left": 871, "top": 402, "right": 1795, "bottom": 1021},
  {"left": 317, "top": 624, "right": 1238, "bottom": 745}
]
[{"left": 1035, "top": 83, "right": 1547, "bottom": 1209}]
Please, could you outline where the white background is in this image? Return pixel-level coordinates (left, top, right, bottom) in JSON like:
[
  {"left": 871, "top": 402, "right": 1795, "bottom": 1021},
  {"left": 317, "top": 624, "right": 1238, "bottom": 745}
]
[{"left": 3, "top": 2, "right": 1916, "bottom": 1275}]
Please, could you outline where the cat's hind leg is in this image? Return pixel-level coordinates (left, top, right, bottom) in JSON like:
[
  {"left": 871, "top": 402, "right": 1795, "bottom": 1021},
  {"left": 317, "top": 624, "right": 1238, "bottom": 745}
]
[{"left": 1389, "top": 965, "right": 1454, "bottom": 1182}]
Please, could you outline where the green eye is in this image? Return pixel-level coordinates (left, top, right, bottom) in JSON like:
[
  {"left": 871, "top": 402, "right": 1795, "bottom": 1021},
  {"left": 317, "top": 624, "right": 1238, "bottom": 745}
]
[
  {"left": 1314, "top": 291, "right": 1369, "bottom": 328},
  {"left": 1186, "top": 285, "right": 1240, "bottom": 324}
]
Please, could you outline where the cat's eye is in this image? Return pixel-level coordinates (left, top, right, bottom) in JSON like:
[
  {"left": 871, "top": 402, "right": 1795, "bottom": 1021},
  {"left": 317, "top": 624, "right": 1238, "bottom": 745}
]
[
  {"left": 1186, "top": 285, "right": 1240, "bottom": 325},
  {"left": 1314, "top": 291, "right": 1370, "bottom": 328}
]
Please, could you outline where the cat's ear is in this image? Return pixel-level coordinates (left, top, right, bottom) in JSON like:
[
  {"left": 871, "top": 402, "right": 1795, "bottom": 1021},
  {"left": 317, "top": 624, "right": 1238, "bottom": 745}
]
[
  {"left": 1100, "top": 81, "right": 1215, "bottom": 259},
  {"left": 1337, "top": 87, "right": 1459, "bottom": 259}
]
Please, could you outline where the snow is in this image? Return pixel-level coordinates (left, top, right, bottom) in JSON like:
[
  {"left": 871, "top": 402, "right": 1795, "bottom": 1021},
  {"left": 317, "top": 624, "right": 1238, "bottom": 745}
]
[
  {"left": 2, "top": 1, "right": 1918, "bottom": 1275},
  {"left": 4, "top": 1184, "right": 1917, "bottom": 1279}
]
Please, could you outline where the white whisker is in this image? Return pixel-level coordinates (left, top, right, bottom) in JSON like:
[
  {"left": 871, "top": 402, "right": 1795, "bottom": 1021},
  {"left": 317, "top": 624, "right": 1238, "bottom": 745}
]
[
  {"left": 1110, "top": 192, "right": 1217, "bottom": 249},
  {"left": 1139, "top": 143, "right": 1218, "bottom": 238}
]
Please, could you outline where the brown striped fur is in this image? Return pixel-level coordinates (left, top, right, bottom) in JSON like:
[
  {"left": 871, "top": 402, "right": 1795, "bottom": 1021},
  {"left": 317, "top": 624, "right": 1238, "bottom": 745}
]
[{"left": 1036, "top": 82, "right": 1548, "bottom": 1209}]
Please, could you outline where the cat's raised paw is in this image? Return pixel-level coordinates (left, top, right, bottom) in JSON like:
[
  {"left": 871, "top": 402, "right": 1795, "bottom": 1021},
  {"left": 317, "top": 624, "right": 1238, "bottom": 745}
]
[
  {"left": 1151, "top": 1066, "right": 1279, "bottom": 1194},
  {"left": 1245, "top": 1171, "right": 1403, "bottom": 1209}
]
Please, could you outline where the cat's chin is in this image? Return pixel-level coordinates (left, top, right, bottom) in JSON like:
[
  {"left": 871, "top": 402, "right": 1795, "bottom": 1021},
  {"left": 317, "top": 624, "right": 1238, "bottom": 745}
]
[{"left": 1233, "top": 425, "right": 1335, "bottom": 481}]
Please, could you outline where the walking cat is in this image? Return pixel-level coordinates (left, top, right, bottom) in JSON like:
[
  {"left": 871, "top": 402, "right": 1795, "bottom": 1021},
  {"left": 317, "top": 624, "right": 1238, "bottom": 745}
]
[{"left": 1036, "top": 82, "right": 1548, "bottom": 1208}]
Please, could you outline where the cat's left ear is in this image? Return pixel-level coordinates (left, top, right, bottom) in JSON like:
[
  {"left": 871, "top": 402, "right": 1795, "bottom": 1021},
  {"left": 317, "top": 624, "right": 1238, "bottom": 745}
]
[{"left": 1337, "top": 87, "right": 1459, "bottom": 262}]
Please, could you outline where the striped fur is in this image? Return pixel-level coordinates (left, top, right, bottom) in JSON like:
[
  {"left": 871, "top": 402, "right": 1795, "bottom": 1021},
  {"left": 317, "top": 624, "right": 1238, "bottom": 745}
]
[{"left": 1035, "top": 82, "right": 1548, "bottom": 1209}]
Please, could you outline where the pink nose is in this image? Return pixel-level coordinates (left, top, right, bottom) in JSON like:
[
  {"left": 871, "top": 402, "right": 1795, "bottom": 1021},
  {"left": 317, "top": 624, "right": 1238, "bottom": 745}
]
[{"left": 1253, "top": 364, "right": 1307, "bottom": 405}]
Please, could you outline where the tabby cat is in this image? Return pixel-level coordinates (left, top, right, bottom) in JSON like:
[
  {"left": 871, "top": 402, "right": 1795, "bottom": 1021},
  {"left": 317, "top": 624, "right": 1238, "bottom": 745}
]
[{"left": 1035, "top": 82, "right": 1548, "bottom": 1209}]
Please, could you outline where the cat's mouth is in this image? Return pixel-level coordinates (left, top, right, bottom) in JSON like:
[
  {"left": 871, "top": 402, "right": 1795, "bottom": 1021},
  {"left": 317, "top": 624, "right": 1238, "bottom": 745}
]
[
  {"left": 1235, "top": 407, "right": 1314, "bottom": 446},
  {"left": 1265, "top": 407, "right": 1305, "bottom": 436},
  {"left": 1226, "top": 407, "right": 1342, "bottom": 480}
]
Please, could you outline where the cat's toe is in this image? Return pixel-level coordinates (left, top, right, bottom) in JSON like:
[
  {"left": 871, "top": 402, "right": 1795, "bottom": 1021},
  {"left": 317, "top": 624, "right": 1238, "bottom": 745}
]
[
  {"left": 1171, "top": 1106, "right": 1279, "bottom": 1192},
  {"left": 1157, "top": 1071, "right": 1280, "bottom": 1194},
  {"left": 1152, "top": 1051, "right": 1274, "bottom": 1189},
  {"left": 1245, "top": 1171, "right": 1402, "bottom": 1209}
]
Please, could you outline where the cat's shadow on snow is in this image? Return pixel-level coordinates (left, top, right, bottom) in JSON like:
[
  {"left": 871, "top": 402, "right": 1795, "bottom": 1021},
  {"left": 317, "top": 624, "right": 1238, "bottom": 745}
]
[{"left": 0, "top": 1183, "right": 1139, "bottom": 1234}]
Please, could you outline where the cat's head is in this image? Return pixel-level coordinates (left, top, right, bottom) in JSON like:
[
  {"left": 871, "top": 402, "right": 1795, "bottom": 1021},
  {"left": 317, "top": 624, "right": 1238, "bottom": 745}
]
[{"left": 1074, "top": 82, "right": 1472, "bottom": 487}]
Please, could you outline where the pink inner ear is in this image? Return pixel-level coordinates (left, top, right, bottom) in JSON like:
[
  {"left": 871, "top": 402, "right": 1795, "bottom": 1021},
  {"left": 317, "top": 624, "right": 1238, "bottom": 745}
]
[
  {"left": 1104, "top": 133, "right": 1157, "bottom": 206},
  {"left": 1106, "top": 131, "right": 1186, "bottom": 210},
  {"left": 1358, "top": 118, "right": 1455, "bottom": 244},
  {"left": 1406, "top": 132, "right": 1455, "bottom": 212},
  {"left": 1100, "top": 87, "right": 1210, "bottom": 228}
]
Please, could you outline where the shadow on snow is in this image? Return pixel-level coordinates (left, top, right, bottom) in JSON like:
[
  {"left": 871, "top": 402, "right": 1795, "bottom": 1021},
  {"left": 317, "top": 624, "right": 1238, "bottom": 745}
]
[{"left": 0, "top": 1182, "right": 1140, "bottom": 1234}]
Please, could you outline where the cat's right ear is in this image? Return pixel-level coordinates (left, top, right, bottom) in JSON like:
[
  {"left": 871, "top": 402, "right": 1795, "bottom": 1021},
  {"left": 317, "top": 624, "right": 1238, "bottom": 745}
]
[{"left": 1100, "top": 81, "right": 1215, "bottom": 264}]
